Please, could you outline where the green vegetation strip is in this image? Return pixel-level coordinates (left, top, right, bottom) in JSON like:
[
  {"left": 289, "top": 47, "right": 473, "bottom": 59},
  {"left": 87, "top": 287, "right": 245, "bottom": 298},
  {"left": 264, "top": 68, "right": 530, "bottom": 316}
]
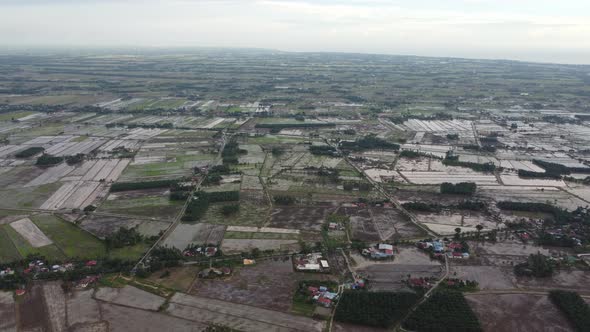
[
  {"left": 111, "top": 179, "right": 181, "bottom": 192},
  {"left": 335, "top": 291, "right": 419, "bottom": 328},
  {"left": 549, "top": 290, "right": 590, "bottom": 332},
  {"left": 403, "top": 290, "right": 482, "bottom": 332}
]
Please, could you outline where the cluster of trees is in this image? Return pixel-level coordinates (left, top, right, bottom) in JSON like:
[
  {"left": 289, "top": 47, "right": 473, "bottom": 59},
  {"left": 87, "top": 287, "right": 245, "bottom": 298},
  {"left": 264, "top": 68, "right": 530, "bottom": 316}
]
[
  {"left": 514, "top": 253, "right": 554, "bottom": 278},
  {"left": 309, "top": 145, "right": 339, "bottom": 156},
  {"left": 403, "top": 290, "right": 482, "bottom": 332},
  {"left": 534, "top": 159, "right": 590, "bottom": 175},
  {"left": 343, "top": 181, "right": 371, "bottom": 192},
  {"left": 442, "top": 157, "right": 496, "bottom": 172},
  {"left": 105, "top": 122, "right": 174, "bottom": 129},
  {"left": 105, "top": 227, "right": 143, "bottom": 249},
  {"left": 222, "top": 140, "right": 247, "bottom": 164},
  {"left": 65, "top": 153, "right": 85, "bottom": 165},
  {"left": 402, "top": 200, "right": 485, "bottom": 212},
  {"left": 537, "top": 233, "right": 579, "bottom": 248},
  {"left": 142, "top": 247, "right": 184, "bottom": 274},
  {"left": 334, "top": 291, "right": 419, "bottom": 328},
  {"left": 340, "top": 134, "right": 400, "bottom": 151},
  {"left": 221, "top": 204, "right": 240, "bottom": 216},
  {"left": 111, "top": 179, "right": 180, "bottom": 192},
  {"left": 183, "top": 194, "right": 210, "bottom": 221},
  {"left": 518, "top": 169, "right": 561, "bottom": 179},
  {"left": 254, "top": 122, "right": 335, "bottom": 129},
  {"left": 463, "top": 144, "right": 497, "bottom": 152},
  {"left": 440, "top": 279, "right": 479, "bottom": 292},
  {"left": 274, "top": 195, "right": 296, "bottom": 205},
  {"left": 399, "top": 150, "right": 441, "bottom": 159},
  {"left": 446, "top": 133, "right": 459, "bottom": 140},
  {"left": 309, "top": 145, "right": 337, "bottom": 156},
  {"left": 549, "top": 290, "right": 590, "bottom": 331},
  {"left": 440, "top": 182, "right": 477, "bottom": 195},
  {"left": 15, "top": 146, "right": 44, "bottom": 158},
  {"left": 183, "top": 191, "right": 239, "bottom": 221},
  {"left": 496, "top": 201, "right": 590, "bottom": 225},
  {"left": 0, "top": 254, "right": 140, "bottom": 290},
  {"left": 202, "top": 164, "right": 232, "bottom": 186},
  {"left": 36, "top": 154, "right": 64, "bottom": 166}
]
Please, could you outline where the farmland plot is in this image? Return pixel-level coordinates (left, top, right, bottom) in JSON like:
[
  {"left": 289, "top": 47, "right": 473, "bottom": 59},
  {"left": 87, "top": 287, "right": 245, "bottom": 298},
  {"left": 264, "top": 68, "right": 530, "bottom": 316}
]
[
  {"left": 124, "top": 128, "right": 168, "bottom": 140},
  {"left": 399, "top": 144, "right": 450, "bottom": 158},
  {"left": 166, "top": 293, "right": 325, "bottom": 332},
  {"left": 99, "top": 188, "right": 183, "bottom": 220},
  {"left": 400, "top": 171, "right": 498, "bottom": 185},
  {"left": 191, "top": 259, "right": 327, "bottom": 312},
  {"left": 269, "top": 206, "right": 337, "bottom": 231},
  {"left": 344, "top": 207, "right": 381, "bottom": 241},
  {"left": 241, "top": 174, "right": 263, "bottom": 190},
  {"left": 10, "top": 218, "right": 53, "bottom": 247},
  {"left": 163, "top": 223, "right": 226, "bottom": 249},
  {"left": 239, "top": 144, "right": 265, "bottom": 164},
  {"left": 0, "top": 291, "right": 16, "bottom": 332},
  {"left": 99, "top": 139, "right": 140, "bottom": 152},
  {"left": 221, "top": 239, "right": 299, "bottom": 253},
  {"left": 498, "top": 160, "right": 545, "bottom": 172},
  {"left": 101, "top": 303, "right": 203, "bottom": 332},
  {"left": 66, "top": 290, "right": 101, "bottom": 327},
  {"left": 40, "top": 181, "right": 107, "bottom": 210},
  {"left": 24, "top": 163, "right": 75, "bottom": 187},
  {"left": 477, "top": 185, "right": 586, "bottom": 210},
  {"left": 370, "top": 207, "right": 425, "bottom": 239},
  {"left": 44, "top": 138, "right": 106, "bottom": 156},
  {"left": 402, "top": 119, "right": 472, "bottom": 133},
  {"left": 500, "top": 173, "right": 566, "bottom": 187},
  {"left": 95, "top": 286, "right": 166, "bottom": 311},
  {"left": 0, "top": 145, "right": 27, "bottom": 158},
  {"left": 467, "top": 294, "right": 573, "bottom": 332}
]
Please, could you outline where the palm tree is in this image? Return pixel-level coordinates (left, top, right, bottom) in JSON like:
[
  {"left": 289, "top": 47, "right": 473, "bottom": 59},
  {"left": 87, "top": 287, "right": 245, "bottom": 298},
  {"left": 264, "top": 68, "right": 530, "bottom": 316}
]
[
  {"left": 454, "top": 227, "right": 461, "bottom": 240},
  {"left": 476, "top": 224, "right": 483, "bottom": 239}
]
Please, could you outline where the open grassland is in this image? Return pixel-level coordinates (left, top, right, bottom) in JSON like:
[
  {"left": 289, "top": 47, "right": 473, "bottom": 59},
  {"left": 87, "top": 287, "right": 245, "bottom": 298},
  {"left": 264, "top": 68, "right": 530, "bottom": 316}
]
[
  {"left": 0, "top": 226, "right": 21, "bottom": 262},
  {"left": 200, "top": 201, "right": 269, "bottom": 226},
  {"left": 1, "top": 224, "right": 66, "bottom": 261},
  {"left": 30, "top": 214, "right": 106, "bottom": 259},
  {"left": 99, "top": 190, "right": 184, "bottom": 220}
]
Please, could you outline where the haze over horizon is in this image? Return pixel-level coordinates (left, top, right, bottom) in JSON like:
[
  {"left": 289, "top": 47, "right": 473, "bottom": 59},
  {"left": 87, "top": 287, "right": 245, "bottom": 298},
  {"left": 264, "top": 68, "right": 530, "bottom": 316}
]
[{"left": 1, "top": 0, "right": 590, "bottom": 65}]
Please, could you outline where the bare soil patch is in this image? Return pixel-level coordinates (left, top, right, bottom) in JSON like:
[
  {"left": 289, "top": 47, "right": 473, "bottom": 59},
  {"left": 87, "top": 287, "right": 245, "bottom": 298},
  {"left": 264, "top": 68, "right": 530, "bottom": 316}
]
[
  {"left": 0, "top": 291, "right": 16, "bottom": 332},
  {"left": 167, "top": 292, "right": 325, "bottom": 332},
  {"left": 10, "top": 218, "right": 53, "bottom": 247},
  {"left": 466, "top": 294, "right": 573, "bottom": 332},
  {"left": 269, "top": 206, "right": 337, "bottom": 231},
  {"left": 17, "top": 284, "right": 51, "bottom": 331},
  {"left": 100, "top": 302, "right": 202, "bottom": 332},
  {"left": 191, "top": 258, "right": 333, "bottom": 312},
  {"left": 94, "top": 285, "right": 166, "bottom": 311}
]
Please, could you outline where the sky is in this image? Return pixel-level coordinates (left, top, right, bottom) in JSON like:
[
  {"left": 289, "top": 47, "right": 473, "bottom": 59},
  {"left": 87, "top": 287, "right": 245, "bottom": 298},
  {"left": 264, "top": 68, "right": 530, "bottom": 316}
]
[{"left": 1, "top": 0, "right": 590, "bottom": 64}]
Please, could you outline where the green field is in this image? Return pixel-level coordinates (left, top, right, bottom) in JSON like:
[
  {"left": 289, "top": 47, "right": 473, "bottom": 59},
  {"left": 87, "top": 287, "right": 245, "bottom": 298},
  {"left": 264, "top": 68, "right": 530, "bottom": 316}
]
[
  {"left": 99, "top": 195, "right": 184, "bottom": 220},
  {"left": 0, "top": 226, "right": 22, "bottom": 262},
  {"left": 120, "top": 153, "right": 217, "bottom": 180},
  {"left": 31, "top": 214, "right": 107, "bottom": 259},
  {"left": 1, "top": 224, "right": 66, "bottom": 262},
  {"left": 0, "top": 111, "right": 37, "bottom": 121},
  {"left": 0, "top": 182, "right": 62, "bottom": 209},
  {"left": 223, "top": 231, "right": 298, "bottom": 240}
]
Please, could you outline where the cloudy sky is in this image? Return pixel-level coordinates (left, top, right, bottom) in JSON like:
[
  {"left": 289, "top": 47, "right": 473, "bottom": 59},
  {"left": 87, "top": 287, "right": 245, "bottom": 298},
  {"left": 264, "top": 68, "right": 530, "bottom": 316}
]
[{"left": 1, "top": 0, "right": 589, "bottom": 64}]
